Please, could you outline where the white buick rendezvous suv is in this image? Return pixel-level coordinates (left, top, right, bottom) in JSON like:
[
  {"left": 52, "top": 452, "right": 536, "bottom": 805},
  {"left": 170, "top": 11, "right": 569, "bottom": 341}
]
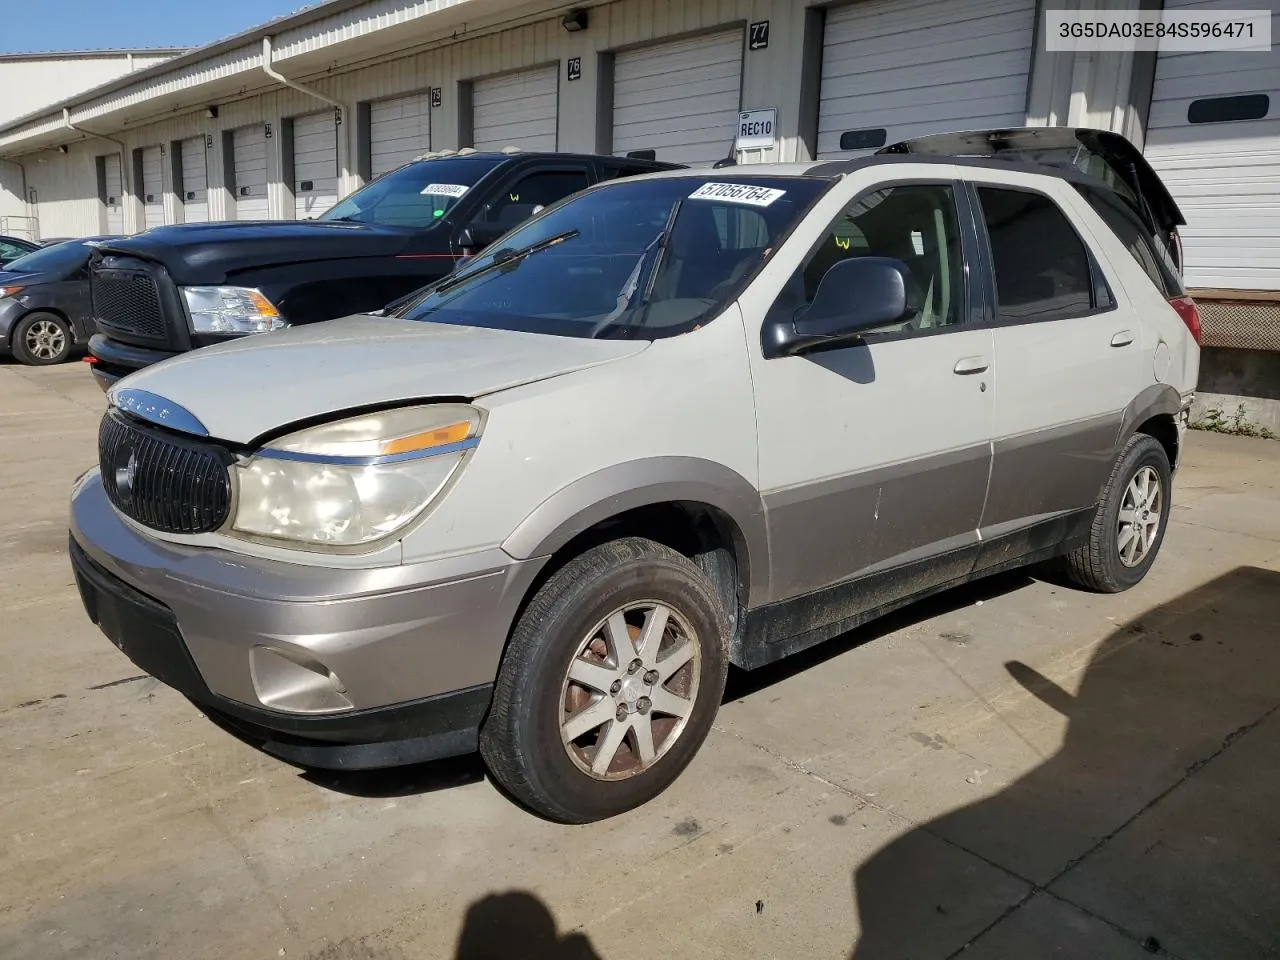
[{"left": 70, "top": 128, "right": 1200, "bottom": 822}]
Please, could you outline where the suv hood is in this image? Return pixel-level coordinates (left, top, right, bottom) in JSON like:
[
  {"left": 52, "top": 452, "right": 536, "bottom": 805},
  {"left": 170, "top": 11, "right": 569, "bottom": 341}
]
[
  {"left": 109, "top": 316, "right": 648, "bottom": 444},
  {"left": 91, "top": 220, "right": 420, "bottom": 284}
]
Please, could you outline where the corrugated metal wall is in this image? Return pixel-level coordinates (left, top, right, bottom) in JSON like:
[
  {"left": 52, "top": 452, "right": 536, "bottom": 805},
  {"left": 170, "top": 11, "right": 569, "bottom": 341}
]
[
  {"left": 14, "top": 0, "right": 1190, "bottom": 255},
  {"left": 24, "top": 141, "right": 106, "bottom": 238}
]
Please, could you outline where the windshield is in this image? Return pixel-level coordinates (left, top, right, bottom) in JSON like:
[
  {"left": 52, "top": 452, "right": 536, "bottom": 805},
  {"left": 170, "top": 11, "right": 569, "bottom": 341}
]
[
  {"left": 3, "top": 239, "right": 92, "bottom": 274},
  {"left": 321, "top": 156, "right": 504, "bottom": 227},
  {"left": 394, "top": 176, "right": 831, "bottom": 339}
]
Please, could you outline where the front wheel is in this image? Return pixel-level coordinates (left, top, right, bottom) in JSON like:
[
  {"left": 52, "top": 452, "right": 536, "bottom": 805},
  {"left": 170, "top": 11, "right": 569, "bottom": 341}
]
[
  {"left": 480, "top": 538, "right": 729, "bottom": 823},
  {"left": 1061, "top": 433, "right": 1172, "bottom": 593}
]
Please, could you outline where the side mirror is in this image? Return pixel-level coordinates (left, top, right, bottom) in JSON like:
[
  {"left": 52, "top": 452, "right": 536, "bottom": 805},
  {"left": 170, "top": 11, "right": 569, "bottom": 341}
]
[
  {"left": 458, "top": 222, "right": 502, "bottom": 250},
  {"left": 763, "top": 257, "right": 919, "bottom": 358}
]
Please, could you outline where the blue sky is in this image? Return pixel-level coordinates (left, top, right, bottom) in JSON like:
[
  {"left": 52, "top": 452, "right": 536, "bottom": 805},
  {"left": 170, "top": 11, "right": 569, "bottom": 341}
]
[{"left": 3, "top": 0, "right": 318, "bottom": 54}]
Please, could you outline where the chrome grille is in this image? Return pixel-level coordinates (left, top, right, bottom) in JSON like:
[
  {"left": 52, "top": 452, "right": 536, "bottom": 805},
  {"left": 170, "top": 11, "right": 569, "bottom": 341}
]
[
  {"left": 92, "top": 266, "right": 166, "bottom": 341},
  {"left": 98, "top": 411, "right": 232, "bottom": 535}
]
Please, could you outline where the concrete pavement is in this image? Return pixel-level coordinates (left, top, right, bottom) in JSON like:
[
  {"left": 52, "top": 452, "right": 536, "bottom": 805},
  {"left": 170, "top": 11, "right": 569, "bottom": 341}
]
[{"left": 1, "top": 358, "right": 1278, "bottom": 960}]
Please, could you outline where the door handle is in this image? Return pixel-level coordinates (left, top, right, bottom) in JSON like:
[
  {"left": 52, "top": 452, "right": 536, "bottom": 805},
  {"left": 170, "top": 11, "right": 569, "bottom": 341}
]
[
  {"left": 953, "top": 356, "right": 989, "bottom": 375},
  {"left": 1111, "top": 331, "right": 1134, "bottom": 347}
]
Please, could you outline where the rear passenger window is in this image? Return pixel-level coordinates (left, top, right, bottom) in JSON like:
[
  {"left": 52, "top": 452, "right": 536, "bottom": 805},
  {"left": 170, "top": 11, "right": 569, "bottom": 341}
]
[{"left": 976, "top": 187, "right": 1096, "bottom": 323}]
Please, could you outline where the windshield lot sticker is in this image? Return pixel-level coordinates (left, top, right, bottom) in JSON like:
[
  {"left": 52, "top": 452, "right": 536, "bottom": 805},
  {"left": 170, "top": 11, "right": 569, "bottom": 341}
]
[
  {"left": 688, "top": 183, "right": 786, "bottom": 207},
  {"left": 421, "top": 183, "right": 470, "bottom": 198}
]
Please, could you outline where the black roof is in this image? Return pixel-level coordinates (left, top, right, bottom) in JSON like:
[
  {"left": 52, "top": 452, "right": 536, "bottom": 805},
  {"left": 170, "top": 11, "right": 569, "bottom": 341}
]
[{"left": 410, "top": 150, "right": 681, "bottom": 172}]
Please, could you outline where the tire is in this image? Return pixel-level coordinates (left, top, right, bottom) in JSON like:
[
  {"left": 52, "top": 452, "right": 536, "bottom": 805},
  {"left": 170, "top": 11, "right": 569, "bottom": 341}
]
[
  {"left": 480, "top": 537, "right": 730, "bottom": 823},
  {"left": 11, "top": 312, "right": 72, "bottom": 366},
  {"left": 1061, "top": 433, "right": 1172, "bottom": 593}
]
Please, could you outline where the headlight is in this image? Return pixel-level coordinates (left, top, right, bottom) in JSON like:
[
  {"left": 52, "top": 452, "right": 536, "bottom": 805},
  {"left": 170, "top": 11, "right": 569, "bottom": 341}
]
[
  {"left": 182, "top": 286, "right": 286, "bottom": 335},
  {"left": 231, "top": 404, "right": 481, "bottom": 547},
  {"left": 0, "top": 285, "right": 24, "bottom": 299}
]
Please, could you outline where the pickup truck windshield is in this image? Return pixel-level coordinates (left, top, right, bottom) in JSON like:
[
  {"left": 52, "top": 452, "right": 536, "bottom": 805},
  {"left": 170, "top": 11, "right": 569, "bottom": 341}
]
[
  {"left": 321, "top": 156, "right": 504, "bottom": 227},
  {"left": 394, "top": 176, "right": 830, "bottom": 340}
]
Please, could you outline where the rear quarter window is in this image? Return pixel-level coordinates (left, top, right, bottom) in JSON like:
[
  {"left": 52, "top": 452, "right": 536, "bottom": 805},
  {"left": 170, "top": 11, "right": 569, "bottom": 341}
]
[{"left": 1072, "top": 184, "right": 1184, "bottom": 299}]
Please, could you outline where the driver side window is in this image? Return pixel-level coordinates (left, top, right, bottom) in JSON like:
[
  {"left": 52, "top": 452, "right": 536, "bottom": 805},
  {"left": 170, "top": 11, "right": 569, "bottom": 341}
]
[
  {"left": 479, "top": 169, "right": 591, "bottom": 233},
  {"left": 801, "top": 183, "right": 965, "bottom": 332}
]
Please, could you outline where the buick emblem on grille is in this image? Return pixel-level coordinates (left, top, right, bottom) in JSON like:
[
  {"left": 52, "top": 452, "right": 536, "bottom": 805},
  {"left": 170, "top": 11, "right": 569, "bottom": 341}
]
[{"left": 114, "top": 448, "right": 138, "bottom": 505}]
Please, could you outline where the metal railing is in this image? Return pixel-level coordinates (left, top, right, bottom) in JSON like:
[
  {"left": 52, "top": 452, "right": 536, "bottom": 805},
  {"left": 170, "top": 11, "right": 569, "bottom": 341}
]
[{"left": 0, "top": 215, "right": 38, "bottom": 241}]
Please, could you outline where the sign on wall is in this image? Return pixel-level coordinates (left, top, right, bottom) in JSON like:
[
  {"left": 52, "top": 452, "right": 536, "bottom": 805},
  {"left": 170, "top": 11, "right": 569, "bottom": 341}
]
[
  {"left": 567, "top": 57, "right": 582, "bottom": 82},
  {"left": 749, "top": 21, "right": 770, "bottom": 51},
  {"left": 735, "top": 108, "right": 777, "bottom": 151}
]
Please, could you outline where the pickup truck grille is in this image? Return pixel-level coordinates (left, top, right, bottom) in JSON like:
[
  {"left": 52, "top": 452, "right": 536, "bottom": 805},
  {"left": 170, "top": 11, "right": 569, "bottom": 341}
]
[
  {"left": 99, "top": 409, "right": 232, "bottom": 535},
  {"left": 91, "top": 259, "right": 172, "bottom": 346}
]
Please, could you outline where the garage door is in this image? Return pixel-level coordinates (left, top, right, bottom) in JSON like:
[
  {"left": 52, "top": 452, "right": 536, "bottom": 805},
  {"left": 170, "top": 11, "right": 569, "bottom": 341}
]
[
  {"left": 370, "top": 92, "right": 432, "bottom": 179},
  {"left": 817, "top": 0, "right": 1036, "bottom": 157},
  {"left": 102, "top": 153, "right": 123, "bottom": 235},
  {"left": 179, "top": 136, "right": 208, "bottom": 224},
  {"left": 613, "top": 30, "right": 743, "bottom": 165},
  {"left": 472, "top": 66, "right": 558, "bottom": 151},
  {"left": 141, "top": 146, "right": 164, "bottom": 230},
  {"left": 233, "top": 124, "right": 270, "bottom": 221},
  {"left": 293, "top": 112, "right": 339, "bottom": 219},
  {"left": 1144, "top": 0, "right": 1280, "bottom": 291}
]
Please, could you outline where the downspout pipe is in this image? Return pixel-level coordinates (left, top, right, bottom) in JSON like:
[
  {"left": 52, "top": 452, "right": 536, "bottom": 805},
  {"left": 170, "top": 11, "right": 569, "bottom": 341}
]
[
  {"left": 262, "top": 36, "right": 352, "bottom": 201},
  {"left": 63, "top": 106, "right": 133, "bottom": 230},
  {"left": 261, "top": 36, "right": 345, "bottom": 118},
  {"left": 63, "top": 107, "right": 129, "bottom": 164}
]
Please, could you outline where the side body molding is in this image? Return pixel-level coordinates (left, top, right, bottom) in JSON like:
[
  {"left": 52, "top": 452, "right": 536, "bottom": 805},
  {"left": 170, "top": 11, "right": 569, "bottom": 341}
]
[{"left": 501, "top": 457, "right": 771, "bottom": 607}]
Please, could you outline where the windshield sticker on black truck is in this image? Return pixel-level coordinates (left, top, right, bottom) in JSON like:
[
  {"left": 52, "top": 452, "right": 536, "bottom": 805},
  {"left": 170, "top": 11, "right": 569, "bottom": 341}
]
[
  {"left": 421, "top": 183, "right": 470, "bottom": 198},
  {"left": 688, "top": 183, "right": 786, "bottom": 207}
]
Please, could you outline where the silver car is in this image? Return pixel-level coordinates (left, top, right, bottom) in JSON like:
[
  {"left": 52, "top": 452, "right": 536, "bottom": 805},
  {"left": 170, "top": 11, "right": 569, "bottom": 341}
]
[{"left": 70, "top": 128, "right": 1199, "bottom": 822}]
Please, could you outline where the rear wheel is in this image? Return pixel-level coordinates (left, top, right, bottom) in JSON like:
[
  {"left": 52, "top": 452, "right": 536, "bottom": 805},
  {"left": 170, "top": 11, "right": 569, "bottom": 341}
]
[
  {"left": 1062, "top": 434, "right": 1172, "bottom": 593},
  {"left": 480, "top": 537, "right": 729, "bottom": 823},
  {"left": 12, "top": 312, "right": 71, "bottom": 365}
]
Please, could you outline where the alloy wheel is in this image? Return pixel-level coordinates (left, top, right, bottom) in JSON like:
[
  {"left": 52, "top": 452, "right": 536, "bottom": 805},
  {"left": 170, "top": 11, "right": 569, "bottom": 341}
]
[
  {"left": 24, "top": 319, "right": 66, "bottom": 361},
  {"left": 1117, "top": 465, "right": 1163, "bottom": 567},
  {"left": 559, "top": 600, "right": 701, "bottom": 780}
]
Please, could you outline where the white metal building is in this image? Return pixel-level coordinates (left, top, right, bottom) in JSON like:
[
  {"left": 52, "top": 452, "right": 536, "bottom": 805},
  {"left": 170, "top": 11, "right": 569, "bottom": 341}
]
[
  {"left": 0, "top": 0, "right": 1275, "bottom": 327},
  {"left": 0, "top": 47, "right": 182, "bottom": 238}
]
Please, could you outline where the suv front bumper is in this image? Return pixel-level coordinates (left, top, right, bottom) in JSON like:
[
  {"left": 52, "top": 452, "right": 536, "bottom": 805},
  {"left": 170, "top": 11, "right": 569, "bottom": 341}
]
[
  {"left": 87, "top": 334, "right": 178, "bottom": 391},
  {"left": 69, "top": 469, "right": 543, "bottom": 769}
]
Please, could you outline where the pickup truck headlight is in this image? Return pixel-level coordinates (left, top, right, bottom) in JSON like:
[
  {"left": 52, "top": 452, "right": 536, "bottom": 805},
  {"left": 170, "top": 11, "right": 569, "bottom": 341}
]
[
  {"left": 182, "top": 286, "right": 287, "bottom": 334},
  {"left": 231, "top": 404, "right": 481, "bottom": 547}
]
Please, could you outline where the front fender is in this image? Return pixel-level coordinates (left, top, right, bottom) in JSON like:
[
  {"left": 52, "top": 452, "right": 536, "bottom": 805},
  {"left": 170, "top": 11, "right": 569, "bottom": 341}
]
[{"left": 501, "top": 456, "right": 770, "bottom": 607}]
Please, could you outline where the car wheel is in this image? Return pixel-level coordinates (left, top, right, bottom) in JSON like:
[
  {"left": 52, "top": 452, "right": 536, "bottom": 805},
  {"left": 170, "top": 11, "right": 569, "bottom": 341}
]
[
  {"left": 480, "top": 537, "right": 730, "bottom": 823},
  {"left": 12, "top": 312, "right": 72, "bottom": 366},
  {"left": 1061, "top": 433, "right": 1172, "bottom": 593}
]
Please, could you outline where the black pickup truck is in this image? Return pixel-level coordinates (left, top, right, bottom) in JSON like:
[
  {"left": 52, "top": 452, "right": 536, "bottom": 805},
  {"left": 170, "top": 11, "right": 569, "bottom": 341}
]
[{"left": 86, "top": 150, "right": 677, "bottom": 388}]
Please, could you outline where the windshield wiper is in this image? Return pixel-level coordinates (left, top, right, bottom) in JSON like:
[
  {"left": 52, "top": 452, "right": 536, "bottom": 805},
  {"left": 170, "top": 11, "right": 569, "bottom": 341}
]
[
  {"left": 435, "top": 229, "right": 580, "bottom": 294},
  {"left": 589, "top": 199, "right": 682, "bottom": 339}
]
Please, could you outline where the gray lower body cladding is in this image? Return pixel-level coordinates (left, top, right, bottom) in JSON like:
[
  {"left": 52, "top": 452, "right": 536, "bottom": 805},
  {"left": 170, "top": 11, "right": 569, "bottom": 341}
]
[{"left": 69, "top": 470, "right": 543, "bottom": 767}]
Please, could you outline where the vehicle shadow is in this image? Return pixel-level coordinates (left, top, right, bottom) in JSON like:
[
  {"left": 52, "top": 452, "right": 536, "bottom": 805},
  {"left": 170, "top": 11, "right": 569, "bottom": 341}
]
[
  {"left": 451, "top": 890, "right": 602, "bottom": 960},
  {"left": 847, "top": 566, "right": 1280, "bottom": 958},
  {"left": 298, "top": 752, "right": 488, "bottom": 799}
]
